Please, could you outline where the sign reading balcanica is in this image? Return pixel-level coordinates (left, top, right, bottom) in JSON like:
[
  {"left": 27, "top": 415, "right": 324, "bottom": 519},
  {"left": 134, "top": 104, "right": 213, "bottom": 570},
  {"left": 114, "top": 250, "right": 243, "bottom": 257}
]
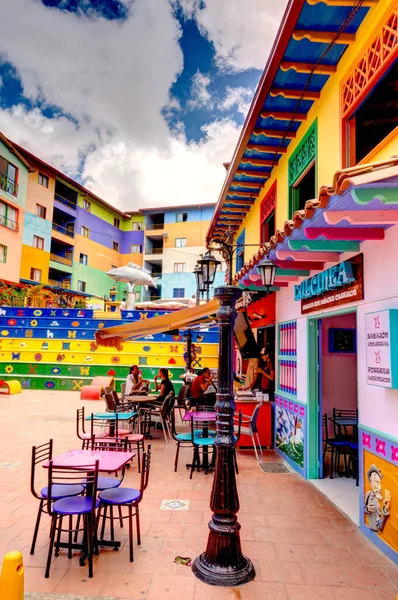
[
  {"left": 294, "top": 253, "right": 364, "bottom": 314},
  {"left": 366, "top": 309, "right": 398, "bottom": 389}
]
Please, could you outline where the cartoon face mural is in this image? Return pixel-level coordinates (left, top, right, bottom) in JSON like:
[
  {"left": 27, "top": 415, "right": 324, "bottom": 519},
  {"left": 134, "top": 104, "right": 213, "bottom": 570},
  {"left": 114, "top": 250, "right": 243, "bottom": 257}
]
[{"left": 365, "top": 464, "right": 391, "bottom": 533}]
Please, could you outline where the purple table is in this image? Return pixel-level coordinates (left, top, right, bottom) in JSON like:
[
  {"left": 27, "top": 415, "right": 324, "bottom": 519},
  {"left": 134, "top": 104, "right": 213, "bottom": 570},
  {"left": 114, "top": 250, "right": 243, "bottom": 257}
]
[{"left": 183, "top": 411, "right": 216, "bottom": 471}]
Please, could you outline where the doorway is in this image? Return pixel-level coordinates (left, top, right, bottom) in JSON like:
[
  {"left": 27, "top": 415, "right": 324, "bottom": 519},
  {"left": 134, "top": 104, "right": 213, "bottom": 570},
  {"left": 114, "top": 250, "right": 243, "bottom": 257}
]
[{"left": 312, "top": 311, "right": 359, "bottom": 523}]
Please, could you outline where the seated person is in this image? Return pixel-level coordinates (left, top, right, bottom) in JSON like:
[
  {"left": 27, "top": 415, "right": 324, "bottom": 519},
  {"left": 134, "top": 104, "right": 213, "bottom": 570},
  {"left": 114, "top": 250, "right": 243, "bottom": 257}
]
[
  {"left": 153, "top": 368, "right": 175, "bottom": 405},
  {"left": 190, "top": 367, "right": 215, "bottom": 408},
  {"left": 125, "top": 365, "right": 149, "bottom": 396}
]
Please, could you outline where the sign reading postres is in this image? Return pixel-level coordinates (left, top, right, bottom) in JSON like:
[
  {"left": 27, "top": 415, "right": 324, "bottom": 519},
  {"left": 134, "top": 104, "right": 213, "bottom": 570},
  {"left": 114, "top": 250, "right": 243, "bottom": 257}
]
[
  {"left": 366, "top": 309, "right": 398, "bottom": 389},
  {"left": 294, "top": 253, "right": 364, "bottom": 315}
]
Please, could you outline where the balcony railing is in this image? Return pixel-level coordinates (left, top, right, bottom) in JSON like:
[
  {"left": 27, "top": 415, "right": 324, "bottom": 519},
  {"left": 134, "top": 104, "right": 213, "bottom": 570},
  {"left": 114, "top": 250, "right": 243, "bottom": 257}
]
[
  {"left": 0, "top": 214, "right": 19, "bottom": 232},
  {"left": 48, "top": 279, "right": 71, "bottom": 289},
  {"left": 145, "top": 247, "right": 163, "bottom": 255},
  {"left": 0, "top": 172, "right": 18, "bottom": 197},
  {"left": 146, "top": 223, "right": 164, "bottom": 230},
  {"left": 54, "top": 193, "right": 77, "bottom": 211},
  {"left": 50, "top": 253, "right": 73, "bottom": 266},
  {"left": 52, "top": 223, "right": 75, "bottom": 238}
]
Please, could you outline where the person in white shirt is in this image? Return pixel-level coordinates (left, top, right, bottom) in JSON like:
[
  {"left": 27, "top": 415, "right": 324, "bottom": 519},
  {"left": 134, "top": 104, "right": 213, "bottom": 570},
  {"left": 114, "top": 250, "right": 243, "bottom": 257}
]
[{"left": 119, "top": 298, "right": 127, "bottom": 311}]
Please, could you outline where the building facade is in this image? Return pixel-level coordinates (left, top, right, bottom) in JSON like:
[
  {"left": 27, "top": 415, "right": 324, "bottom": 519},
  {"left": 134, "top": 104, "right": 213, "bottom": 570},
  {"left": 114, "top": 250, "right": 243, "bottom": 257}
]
[
  {"left": 208, "top": 0, "right": 398, "bottom": 564},
  {"left": 0, "top": 139, "right": 222, "bottom": 305}
]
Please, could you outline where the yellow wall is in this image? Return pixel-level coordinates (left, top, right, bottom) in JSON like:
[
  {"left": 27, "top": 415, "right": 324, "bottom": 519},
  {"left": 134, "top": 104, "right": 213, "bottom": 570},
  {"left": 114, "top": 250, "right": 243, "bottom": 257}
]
[
  {"left": 240, "top": 0, "right": 398, "bottom": 264},
  {"left": 20, "top": 245, "right": 50, "bottom": 284},
  {"left": 162, "top": 220, "right": 211, "bottom": 249}
]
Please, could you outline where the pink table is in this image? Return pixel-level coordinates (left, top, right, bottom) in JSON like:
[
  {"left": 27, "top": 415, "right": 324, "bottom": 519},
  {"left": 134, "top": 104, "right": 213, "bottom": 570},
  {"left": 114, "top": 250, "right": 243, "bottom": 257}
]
[
  {"left": 183, "top": 411, "right": 216, "bottom": 422},
  {"left": 43, "top": 449, "right": 135, "bottom": 472}
]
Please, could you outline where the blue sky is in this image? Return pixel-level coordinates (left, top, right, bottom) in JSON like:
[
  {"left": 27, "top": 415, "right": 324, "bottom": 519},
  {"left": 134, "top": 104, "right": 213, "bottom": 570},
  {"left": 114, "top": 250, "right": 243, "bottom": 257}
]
[{"left": 0, "top": 0, "right": 287, "bottom": 209}]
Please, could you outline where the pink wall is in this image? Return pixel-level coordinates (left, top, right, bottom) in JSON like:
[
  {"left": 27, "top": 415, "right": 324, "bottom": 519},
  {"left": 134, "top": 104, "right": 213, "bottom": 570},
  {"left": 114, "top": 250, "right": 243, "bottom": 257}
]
[{"left": 321, "top": 313, "right": 357, "bottom": 424}]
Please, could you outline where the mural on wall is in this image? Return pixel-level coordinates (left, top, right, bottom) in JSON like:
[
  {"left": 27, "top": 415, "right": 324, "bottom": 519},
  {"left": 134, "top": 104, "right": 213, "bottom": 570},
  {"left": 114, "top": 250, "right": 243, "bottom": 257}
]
[
  {"left": 363, "top": 448, "right": 398, "bottom": 553},
  {"left": 275, "top": 401, "right": 304, "bottom": 469}
]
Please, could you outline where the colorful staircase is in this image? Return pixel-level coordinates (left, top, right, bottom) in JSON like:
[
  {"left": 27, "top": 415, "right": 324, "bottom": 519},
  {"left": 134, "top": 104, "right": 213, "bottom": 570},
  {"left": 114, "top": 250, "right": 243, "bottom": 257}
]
[{"left": 0, "top": 307, "right": 219, "bottom": 392}]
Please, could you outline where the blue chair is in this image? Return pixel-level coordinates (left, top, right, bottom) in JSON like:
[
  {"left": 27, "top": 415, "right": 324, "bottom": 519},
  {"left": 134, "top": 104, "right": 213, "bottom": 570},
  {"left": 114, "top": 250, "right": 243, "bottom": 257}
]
[
  {"left": 30, "top": 440, "right": 83, "bottom": 556},
  {"left": 322, "top": 414, "right": 350, "bottom": 478},
  {"left": 97, "top": 445, "right": 151, "bottom": 563},
  {"left": 45, "top": 460, "right": 99, "bottom": 578},
  {"left": 170, "top": 407, "right": 194, "bottom": 472},
  {"left": 189, "top": 416, "right": 216, "bottom": 479}
]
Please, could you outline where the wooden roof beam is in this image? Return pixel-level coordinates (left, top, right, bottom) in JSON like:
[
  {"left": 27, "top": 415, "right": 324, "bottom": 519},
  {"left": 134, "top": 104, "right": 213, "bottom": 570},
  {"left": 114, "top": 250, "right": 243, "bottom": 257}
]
[
  {"left": 224, "top": 198, "right": 255, "bottom": 205},
  {"left": 241, "top": 159, "right": 277, "bottom": 168},
  {"left": 246, "top": 143, "right": 287, "bottom": 153},
  {"left": 307, "top": 0, "right": 378, "bottom": 6},
  {"left": 260, "top": 110, "right": 307, "bottom": 121},
  {"left": 227, "top": 190, "right": 259, "bottom": 198},
  {"left": 246, "top": 146, "right": 282, "bottom": 161},
  {"left": 235, "top": 170, "right": 270, "bottom": 177},
  {"left": 280, "top": 61, "right": 337, "bottom": 74},
  {"left": 252, "top": 129, "right": 296, "bottom": 139},
  {"left": 230, "top": 181, "right": 262, "bottom": 189},
  {"left": 270, "top": 88, "right": 321, "bottom": 100},
  {"left": 293, "top": 30, "right": 356, "bottom": 44}
]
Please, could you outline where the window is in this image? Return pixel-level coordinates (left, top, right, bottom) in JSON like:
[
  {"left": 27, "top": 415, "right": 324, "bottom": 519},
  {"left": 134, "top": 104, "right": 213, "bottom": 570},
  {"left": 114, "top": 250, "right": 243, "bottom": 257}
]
[
  {"left": 347, "top": 62, "right": 398, "bottom": 165},
  {"left": 113, "top": 241, "right": 120, "bottom": 252},
  {"left": 261, "top": 212, "right": 275, "bottom": 245},
  {"left": 175, "top": 237, "right": 186, "bottom": 248},
  {"left": 174, "top": 263, "right": 186, "bottom": 273},
  {"left": 30, "top": 268, "right": 42, "bottom": 282},
  {"left": 0, "top": 200, "right": 18, "bottom": 231},
  {"left": 78, "top": 280, "right": 86, "bottom": 292},
  {"left": 173, "top": 288, "right": 185, "bottom": 298},
  {"left": 114, "top": 217, "right": 120, "bottom": 228},
  {"left": 0, "top": 156, "right": 18, "bottom": 196},
  {"left": 81, "top": 226, "right": 90, "bottom": 238},
  {"left": 132, "top": 222, "right": 142, "bottom": 231},
  {"left": 235, "top": 230, "right": 245, "bottom": 272},
  {"left": 33, "top": 235, "right": 44, "bottom": 250},
  {"left": 288, "top": 119, "right": 317, "bottom": 217},
  {"left": 291, "top": 164, "right": 316, "bottom": 213},
  {"left": 38, "top": 173, "right": 49, "bottom": 188},
  {"left": 36, "top": 204, "right": 47, "bottom": 219},
  {"left": 176, "top": 212, "right": 187, "bottom": 223},
  {"left": 79, "top": 253, "right": 88, "bottom": 265},
  {"left": 260, "top": 182, "right": 276, "bottom": 244},
  {"left": 0, "top": 244, "right": 7, "bottom": 263},
  {"left": 130, "top": 244, "right": 142, "bottom": 253},
  {"left": 82, "top": 199, "right": 91, "bottom": 211}
]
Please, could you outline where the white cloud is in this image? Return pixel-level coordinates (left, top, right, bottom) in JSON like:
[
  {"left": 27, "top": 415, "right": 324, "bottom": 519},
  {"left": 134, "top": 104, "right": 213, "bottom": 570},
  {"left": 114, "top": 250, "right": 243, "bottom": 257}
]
[
  {"left": 187, "top": 70, "right": 213, "bottom": 111},
  {"left": 0, "top": 0, "right": 245, "bottom": 212},
  {"left": 177, "top": 0, "right": 289, "bottom": 71},
  {"left": 221, "top": 86, "right": 254, "bottom": 116}
]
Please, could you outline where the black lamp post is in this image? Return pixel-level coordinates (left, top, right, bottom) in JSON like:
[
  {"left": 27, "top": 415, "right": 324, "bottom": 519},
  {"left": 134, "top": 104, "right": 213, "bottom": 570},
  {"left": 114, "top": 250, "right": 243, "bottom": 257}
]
[
  {"left": 257, "top": 260, "right": 277, "bottom": 291},
  {"left": 194, "top": 262, "right": 206, "bottom": 306},
  {"left": 192, "top": 233, "right": 255, "bottom": 587}
]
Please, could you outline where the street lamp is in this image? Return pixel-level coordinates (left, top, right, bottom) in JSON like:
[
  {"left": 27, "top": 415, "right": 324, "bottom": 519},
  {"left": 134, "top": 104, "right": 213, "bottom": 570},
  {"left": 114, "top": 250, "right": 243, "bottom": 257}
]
[
  {"left": 194, "top": 262, "right": 205, "bottom": 306},
  {"left": 192, "top": 232, "right": 255, "bottom": 587},
  {"left": 257, "top": 260, "right": 277, "bottom": 291},
  {"left": 197, "top": 251, "right": 221, "bottom": 302}
]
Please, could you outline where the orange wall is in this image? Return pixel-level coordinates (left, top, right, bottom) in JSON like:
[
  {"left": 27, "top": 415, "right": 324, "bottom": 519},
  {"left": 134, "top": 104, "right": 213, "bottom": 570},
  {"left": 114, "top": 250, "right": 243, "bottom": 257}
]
[
  {"left": 25, "top": 165, "right": 55, "bottom": 222},
  {"left": 74, "top": 234, "right": 124, "bottom": 271},
  {"left": 121, "top": 253, "right": 143, "bottom": 267},
  {"left": 162, "top": 220, "right": 211, "bottom": 249},
  {"left": 20, "top": 245, "right": 50, "bottom": 284}
]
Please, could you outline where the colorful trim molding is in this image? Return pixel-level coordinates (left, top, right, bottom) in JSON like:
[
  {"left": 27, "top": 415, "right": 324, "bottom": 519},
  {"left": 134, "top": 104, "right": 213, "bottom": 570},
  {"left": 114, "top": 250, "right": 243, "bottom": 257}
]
[
  {"left": 342, "top": 4, "right": 398, "bottom": 117},
  {"left": 274, "top": 394, "right": 306, "bottom": 476},
  {"left": 288, "top": 119, "right": 317, "bottom": 187}
]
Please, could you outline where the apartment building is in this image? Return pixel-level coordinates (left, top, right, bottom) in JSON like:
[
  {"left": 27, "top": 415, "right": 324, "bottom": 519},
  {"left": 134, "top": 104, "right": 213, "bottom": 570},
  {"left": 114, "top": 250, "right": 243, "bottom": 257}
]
[{"left": 0, "top": 138, "right": 222, "bottom": 303}]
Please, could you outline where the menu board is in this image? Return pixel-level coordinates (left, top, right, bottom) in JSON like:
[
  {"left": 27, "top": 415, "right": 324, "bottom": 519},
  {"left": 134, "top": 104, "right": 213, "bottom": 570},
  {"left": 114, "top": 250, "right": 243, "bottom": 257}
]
[{"left": 366, "top": 309, "right": 398, "bottom": 389}]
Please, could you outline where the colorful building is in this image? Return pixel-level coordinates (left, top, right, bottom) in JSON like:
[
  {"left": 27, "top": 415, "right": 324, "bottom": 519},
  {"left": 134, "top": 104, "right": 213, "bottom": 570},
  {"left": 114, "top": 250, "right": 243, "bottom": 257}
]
[
  {"left": 140, "top": 204, "right": 225, "bottom": 302},
  {"left": 208, "top": 0, "right": 398, "bottom": 564}
]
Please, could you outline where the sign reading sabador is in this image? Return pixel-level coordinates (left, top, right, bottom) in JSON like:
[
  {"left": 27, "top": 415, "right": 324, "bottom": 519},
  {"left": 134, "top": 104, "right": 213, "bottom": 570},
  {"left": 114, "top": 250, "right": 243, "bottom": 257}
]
[
  {"left": 294, "top": 253, "right": 364, "bottom": 315},
  {"left": 365, "top": 309, "right": 398, "bottom": 389}
]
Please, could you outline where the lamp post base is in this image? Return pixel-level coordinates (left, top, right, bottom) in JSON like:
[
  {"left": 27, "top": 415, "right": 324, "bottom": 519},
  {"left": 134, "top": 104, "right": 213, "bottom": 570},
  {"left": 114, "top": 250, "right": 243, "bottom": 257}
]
[{"left": 192, "top": 550, "right": 255, "bottom": 587}]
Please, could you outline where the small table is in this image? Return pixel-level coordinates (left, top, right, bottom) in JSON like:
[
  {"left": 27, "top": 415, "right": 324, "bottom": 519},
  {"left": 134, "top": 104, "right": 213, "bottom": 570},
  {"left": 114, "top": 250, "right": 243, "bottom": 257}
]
[
  {"left": 43, "top": 449, "right": 135, "bottom": 559},
  {"left": 183, "top": 411, "right": 217, "bottom": 471},
  {"left": 86, "top": 411, "right": 137, "bottom": 436}
]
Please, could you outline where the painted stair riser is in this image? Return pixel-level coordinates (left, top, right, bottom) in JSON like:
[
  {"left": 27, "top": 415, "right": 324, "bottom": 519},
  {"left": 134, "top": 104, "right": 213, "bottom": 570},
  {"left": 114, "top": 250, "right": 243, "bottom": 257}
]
[
  {"left": 0, "top": 375, "right": 183, "bottom": 393},
  {"left": 0, "top": 363, "right": 186, "bottom": 378},
  {"left": 0, "top": 307, "right": 93, "bottom": 318},
  {"left": 0, "top": 328, "right": 220, "bottom": 343},
  {"left": 0, "top": 351, "right": 218, "bottom": 368},
  {"left": 0, "top": 339, "right": 219, "bottom": 355}
]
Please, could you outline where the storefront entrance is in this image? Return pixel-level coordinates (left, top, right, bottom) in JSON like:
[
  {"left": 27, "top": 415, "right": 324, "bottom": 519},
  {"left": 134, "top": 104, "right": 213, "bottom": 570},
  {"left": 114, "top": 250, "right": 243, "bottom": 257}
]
[{"left": 309, "top": 310, "right": 359, "bottom": 523}]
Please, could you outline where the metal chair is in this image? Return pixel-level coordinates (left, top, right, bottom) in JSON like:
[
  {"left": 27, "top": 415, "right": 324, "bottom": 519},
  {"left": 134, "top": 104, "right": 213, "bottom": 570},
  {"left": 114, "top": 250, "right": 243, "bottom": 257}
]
[
  {"left": 176, "top": 385, "right": 189, "bottom": 419},
  {"left": 45, "top": 460, "right": 99, "bottom": 578},
  {"left": 170, "top": 406, "right": 194, "bottom": 472},
  {"left": 76, "top": 407, "right": 93, "bottom": 449},
  {"left": 97, "top": 446, "right": 152, "bottom": 562},
  {"left": 189, "top": 415, "right": 216, "bottom": 479},
  {"left": 141, "top": 392, "right": 174, "bottom": 443},
  {"left": 322, "top": 414, "right": 351, "bottom": 479},
  {"left": 238, "top": 403, "right": 264, "bottom": 462},
  {"left": 30, "top": 440, "right": 83, "bottom": 555}
]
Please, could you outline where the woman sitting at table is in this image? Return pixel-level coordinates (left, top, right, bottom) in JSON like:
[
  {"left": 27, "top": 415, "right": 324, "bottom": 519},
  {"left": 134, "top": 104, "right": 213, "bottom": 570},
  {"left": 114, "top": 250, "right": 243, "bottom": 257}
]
[
  {"left": 154, "top": 368, "right": 175, "bottom": 405},
  {"left": 125, "top": 365, "right": 149, "bottom": 396}
]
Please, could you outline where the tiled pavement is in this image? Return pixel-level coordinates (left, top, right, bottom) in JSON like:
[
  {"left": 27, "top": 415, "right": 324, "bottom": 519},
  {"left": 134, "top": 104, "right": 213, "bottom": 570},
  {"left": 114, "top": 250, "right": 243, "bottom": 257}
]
[{"left": 0, "top": 390, "right": 397, "bottom": 600}]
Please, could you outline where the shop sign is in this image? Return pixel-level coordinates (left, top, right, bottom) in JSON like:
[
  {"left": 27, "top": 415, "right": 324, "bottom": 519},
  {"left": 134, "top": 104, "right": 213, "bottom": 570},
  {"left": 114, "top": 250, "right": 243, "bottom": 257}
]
[
  {"left": 365, "top": 309, "right": 398, "bottom": 389},
  {"left": 294, "top": 253, "right": 364, "bottom": 314}
]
